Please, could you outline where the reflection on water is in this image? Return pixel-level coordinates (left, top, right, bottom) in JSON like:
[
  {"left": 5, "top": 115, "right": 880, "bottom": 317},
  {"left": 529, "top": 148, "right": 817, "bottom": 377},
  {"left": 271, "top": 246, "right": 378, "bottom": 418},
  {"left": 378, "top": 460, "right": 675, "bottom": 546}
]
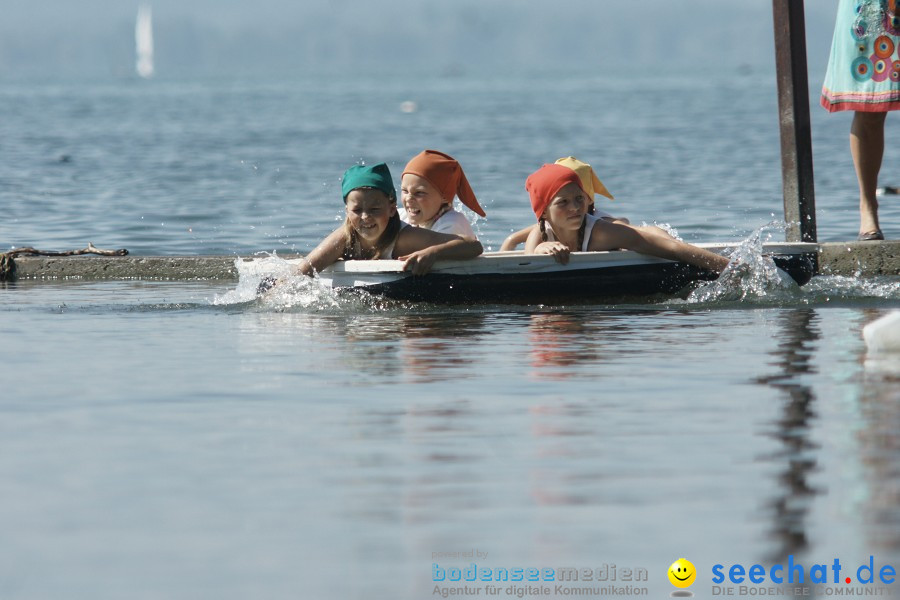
[
  {"left": 392, "top": 314, "right": 490, "bottom": 384},
  {"left": 528, "top": 312, "right": 597, "bottom": 377},
  {"left": 755, "top": 309, "right": 821, "bottom": 563},
  {"left": 242, "top": 310, "right": 496, "bottom": 384}
]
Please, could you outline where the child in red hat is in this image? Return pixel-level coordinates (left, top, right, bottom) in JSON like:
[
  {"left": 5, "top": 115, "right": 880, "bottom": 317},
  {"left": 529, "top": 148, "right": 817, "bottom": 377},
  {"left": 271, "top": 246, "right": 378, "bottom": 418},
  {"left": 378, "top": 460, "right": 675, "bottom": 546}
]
[
  {"left": 501, "top": 156, "right": 630, "bottom": 251},
  {"left": 524, "top": 164, "right": 729, "bottom": 273}
]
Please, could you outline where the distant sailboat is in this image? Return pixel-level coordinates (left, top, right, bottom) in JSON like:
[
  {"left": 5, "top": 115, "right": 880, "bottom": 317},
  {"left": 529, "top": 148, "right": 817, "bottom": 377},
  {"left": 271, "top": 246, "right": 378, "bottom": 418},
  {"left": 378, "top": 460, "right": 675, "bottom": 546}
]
[{"left": 135, "top": 5, "right": 154, "bottom": 78}]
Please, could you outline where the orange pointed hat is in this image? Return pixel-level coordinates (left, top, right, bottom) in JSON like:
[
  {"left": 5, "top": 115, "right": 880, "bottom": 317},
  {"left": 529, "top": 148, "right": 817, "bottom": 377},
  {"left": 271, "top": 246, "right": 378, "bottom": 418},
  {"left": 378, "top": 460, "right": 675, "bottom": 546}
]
[
  {"left": 402, "top": 150, "right": 486, "bottom": 217},
  {"left": 554, "top": 156, "right": 614, "bottom": 201},
  {"left": 525, "top": 163, "right": 587, "bottom": 221}
]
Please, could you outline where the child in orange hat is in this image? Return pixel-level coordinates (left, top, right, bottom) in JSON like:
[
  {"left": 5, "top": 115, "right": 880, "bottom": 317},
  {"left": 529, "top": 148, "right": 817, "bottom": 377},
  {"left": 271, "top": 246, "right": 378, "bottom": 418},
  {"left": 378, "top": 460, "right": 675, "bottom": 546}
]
[
  {"left": 524, "top": 163, "right": 729, "bottom": 273},
  {"left": 400, "top": 150, "right": 485, "bottom": 240},
  {"left": 295, "top": 163, "right": 482, "bottom": 278}
]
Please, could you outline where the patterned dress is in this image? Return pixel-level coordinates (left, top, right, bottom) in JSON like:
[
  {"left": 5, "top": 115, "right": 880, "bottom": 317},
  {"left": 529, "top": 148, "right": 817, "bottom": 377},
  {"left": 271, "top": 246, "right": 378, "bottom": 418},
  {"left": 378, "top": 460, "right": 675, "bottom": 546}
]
[{"left": 822, "top": 0, "right": 900, "bottom": 112}]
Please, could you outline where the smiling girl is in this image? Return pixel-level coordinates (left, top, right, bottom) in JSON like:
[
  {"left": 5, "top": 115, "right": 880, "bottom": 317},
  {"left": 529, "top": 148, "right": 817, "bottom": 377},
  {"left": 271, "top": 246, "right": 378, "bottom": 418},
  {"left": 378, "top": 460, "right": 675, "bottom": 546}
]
[
  {"left": 297, "top": 163, "right": 482, "bottom": 277},
  {"left": 400, "top": 150, "right": 486, "bottom": 239},
  {"left": 524, "top": 163, "right": 729, "bottom": 273}
]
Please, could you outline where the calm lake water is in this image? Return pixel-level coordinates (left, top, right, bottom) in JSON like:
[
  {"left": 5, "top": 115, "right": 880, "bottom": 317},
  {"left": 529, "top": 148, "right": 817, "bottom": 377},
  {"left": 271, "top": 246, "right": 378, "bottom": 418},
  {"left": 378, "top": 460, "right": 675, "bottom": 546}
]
[{"left": 2, "top": 69, "right": 900, "bottom": 599}]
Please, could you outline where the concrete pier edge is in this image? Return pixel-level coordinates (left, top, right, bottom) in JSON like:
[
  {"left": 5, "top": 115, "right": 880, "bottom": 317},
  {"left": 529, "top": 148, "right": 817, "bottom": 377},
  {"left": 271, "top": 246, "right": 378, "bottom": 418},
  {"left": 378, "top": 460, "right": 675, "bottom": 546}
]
[
  {"left": 4, "top": 243, "right": 899, "bottom": 281},
  {"left": 817, "top": 240, "right": 900, "bottom": 277}
]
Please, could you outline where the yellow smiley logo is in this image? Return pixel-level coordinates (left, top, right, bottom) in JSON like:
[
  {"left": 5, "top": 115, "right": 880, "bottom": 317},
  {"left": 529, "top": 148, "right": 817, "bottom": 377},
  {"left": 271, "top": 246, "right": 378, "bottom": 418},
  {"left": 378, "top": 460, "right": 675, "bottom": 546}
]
[{"left": 668, "top": 558, "right": 696, "bottom": 588}]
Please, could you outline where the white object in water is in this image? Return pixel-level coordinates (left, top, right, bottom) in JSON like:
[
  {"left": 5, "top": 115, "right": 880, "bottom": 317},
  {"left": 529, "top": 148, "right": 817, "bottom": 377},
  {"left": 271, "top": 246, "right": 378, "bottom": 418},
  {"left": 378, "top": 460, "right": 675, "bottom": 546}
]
[
  {"left": 863, "top": 311, "right": 900, "bottom": 353},
  {"left": 400, "top": 100, "right": 417, "bottom": 113},
  {"left": 136, "top": 5, "right": 154, "bottom": 79}
]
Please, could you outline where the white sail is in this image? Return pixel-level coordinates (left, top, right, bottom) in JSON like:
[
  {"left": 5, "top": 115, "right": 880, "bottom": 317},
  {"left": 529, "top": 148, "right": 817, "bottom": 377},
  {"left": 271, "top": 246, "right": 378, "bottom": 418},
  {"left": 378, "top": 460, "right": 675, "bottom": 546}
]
[{"left": 135, "top": 5, "right": 154, "bottom": 79}]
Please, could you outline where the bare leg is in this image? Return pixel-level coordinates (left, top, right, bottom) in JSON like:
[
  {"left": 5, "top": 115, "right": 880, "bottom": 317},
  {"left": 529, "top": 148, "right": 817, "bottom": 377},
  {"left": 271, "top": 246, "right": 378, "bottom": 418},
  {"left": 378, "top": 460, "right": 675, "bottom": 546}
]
[{"left": 850, "top": 111, "right": 886, "bottom": 236}]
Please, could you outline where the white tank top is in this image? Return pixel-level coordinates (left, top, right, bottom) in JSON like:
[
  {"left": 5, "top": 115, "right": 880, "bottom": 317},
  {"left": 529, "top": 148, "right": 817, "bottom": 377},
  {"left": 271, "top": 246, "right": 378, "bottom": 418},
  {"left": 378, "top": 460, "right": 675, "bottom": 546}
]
[{"left": 544, "top": 213, "right": 600, "bottom": 252}]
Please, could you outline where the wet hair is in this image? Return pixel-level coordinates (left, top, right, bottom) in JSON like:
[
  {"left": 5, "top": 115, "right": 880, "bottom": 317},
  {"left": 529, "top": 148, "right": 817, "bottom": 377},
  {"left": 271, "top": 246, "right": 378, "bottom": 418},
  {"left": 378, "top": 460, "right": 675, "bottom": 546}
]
[{"left": 342, "top": 187, "right": 402, "bottom": 260}]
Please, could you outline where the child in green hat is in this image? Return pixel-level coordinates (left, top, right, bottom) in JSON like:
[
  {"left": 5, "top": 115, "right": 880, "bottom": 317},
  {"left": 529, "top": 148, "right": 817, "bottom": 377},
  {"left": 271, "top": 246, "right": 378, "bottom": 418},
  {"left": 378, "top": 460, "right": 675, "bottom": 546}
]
[{"left": 297, "top": 163, "right": 482, "bottom": 277}]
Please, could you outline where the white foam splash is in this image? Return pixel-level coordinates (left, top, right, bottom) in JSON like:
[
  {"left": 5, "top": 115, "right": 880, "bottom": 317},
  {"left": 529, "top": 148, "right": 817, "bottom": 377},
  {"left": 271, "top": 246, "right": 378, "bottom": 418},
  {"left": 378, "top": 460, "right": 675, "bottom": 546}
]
[
  {"left": 640, "top": 221, "right": 682, "bottom": 241},
  {"left": 212, "top": 254, "right": 408, "bottom": 312},
  {"left": 211, "top": 254, "right": 342, "bottom": 310},
  {"left": 801, "top": 275, "right": 900, "bottom": 303},
  {"left": 686, "top": 222, "right": 799, "bottom": 304}
]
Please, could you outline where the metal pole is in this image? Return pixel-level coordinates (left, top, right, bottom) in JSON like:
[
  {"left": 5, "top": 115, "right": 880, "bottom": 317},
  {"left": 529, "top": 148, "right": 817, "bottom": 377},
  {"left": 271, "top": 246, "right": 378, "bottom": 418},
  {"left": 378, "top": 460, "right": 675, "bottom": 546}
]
[{"left": 772, "top": 0, "right": 817, "bottom": 243}]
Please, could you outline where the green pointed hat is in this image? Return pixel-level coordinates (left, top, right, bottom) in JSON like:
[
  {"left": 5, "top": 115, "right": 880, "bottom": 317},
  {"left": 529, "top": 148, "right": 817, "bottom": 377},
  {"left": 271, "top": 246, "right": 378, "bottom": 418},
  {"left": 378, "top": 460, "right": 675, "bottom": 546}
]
[{"left": 341, "top": 163, "right": 396, "bottom": 201}]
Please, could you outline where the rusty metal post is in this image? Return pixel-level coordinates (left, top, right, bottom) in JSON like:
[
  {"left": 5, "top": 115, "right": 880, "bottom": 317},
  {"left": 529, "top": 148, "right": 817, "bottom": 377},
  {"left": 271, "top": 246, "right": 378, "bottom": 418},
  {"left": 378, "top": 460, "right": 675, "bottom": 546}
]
[{"left": 772, "top": 0, "right": 817, "bottom": 243}]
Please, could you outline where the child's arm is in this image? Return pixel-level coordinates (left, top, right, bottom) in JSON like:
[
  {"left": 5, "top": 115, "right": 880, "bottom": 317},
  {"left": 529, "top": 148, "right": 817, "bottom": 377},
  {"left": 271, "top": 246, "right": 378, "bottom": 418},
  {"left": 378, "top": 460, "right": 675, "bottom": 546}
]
[
  {"left": 589, "top": 222, "right": 729, "bottom": 273},
  {"left": 295, "top": 227, "right": 347, "bottom": 276},
  {"left": 395, "top": 228, "right": 483, "bottom": 276},
  {"left": 500, "top": 225, "right": 535, "bottom": 251},
  {"left": 523, "top": 224, "right": 571, "bottom": 264}
]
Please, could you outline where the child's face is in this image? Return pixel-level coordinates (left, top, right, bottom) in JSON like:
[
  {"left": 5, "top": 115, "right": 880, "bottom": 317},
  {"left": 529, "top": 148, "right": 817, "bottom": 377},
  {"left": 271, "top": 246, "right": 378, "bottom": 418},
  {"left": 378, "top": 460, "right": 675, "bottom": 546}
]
[
  {"left": 543, "top": 182, "right": 587, "bottom": 231},
  {"left": 345, "top": 189, "right": 396, "bottom": 243},
  {"left": 401, "top": 173, "right": 446, "bottom": 225}
]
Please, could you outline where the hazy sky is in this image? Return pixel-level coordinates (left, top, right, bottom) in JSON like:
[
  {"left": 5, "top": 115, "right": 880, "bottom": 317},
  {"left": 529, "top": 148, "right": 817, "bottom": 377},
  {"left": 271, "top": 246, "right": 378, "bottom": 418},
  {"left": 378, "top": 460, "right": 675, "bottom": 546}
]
[{"left": 1, "top": 0, "right": 842, "bottom": 79}]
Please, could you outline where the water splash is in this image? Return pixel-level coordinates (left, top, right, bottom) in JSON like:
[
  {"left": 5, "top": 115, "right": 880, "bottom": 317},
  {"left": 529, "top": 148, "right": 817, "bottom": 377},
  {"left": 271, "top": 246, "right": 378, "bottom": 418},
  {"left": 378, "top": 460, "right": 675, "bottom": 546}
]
[
  {"left": 212, "top": 254, "right": 343, "bottom": 310},
  {"left": 213, "top": 254, "right": 410, "bottom": 313},
  {"left": 683, "top": 221, "right": 900, "bottom": 307},
  {"left": 686, "top": 221, "right": 800, "bottom": 304},
  {"left": 802, "top": 275, "right": 900, "bottom": 304},
  {"left": 640, "top": 221, "right": 682, "bottom": 241},
  {"left": 213, "top": 254, "right": 297, "bottom": 305},
  {"left": 463, "top": 207, "right": 485, "bottom": 242},
  {"left": 258, "top": 274, "right": 344, "bottom": 311}
]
